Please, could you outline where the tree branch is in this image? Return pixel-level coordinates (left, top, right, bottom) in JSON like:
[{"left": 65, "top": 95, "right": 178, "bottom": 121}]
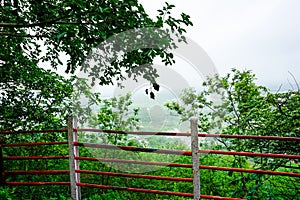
[
  {"left": 0, "top": 21, "right": 99, "bottom": 28},
  {"left": 54, "top": 21, "right": 99, "bottom": 25},
  {"left": 0, "top": 32, "right": 48, "bottom": 38},
  {"left": 0, "top": 17, "right": 63, "bottom": 28},
  {"left": 288, "top": 71, "right": 300, "bottom": 91}
]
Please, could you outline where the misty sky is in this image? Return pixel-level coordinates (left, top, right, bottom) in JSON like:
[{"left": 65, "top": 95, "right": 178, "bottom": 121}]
[{"left": 140, "top": 0, "right": 300, "bottom": 91}]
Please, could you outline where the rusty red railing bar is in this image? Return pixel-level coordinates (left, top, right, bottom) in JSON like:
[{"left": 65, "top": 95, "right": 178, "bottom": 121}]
[
  {"left": 74, "top": 128, "right": 300, "bottom": 141},
  {"left": 200, "top": 195, "right": 246, "bottom": 200},
  {"left": 2, "top": 141, "right": 68, "bottom": 147},
  {"left": 74, "top": 142, "right": 192, "bottom": 156},
  {"left": 76, "top": 156, "right": 192, "bottom": 168},
  {"left": 76, "top": 157, "right": 300, "bottom": 177},
  {"left": 77, "top": 182, "right": 193, "bottom": 197},
  {"left": 199, "top": 150, "right": 300, "bottom": 159},
  {"left": 198, "top": 133, "right": 300, "bottom": 141},
  {"left": 6, "top": 182, "right": 70, "bottom": 186},
  {"left": 77, "top": 182, "right": 244, "bottom": 199},
  {"left": 76, "top": 170, "right": 193, "bottom": 182},
  {"left": 3, "top": 156, "right": 69, "bottom": 160},
  {"left": 0, "top": 129, "right": 68, "bottom": 135},
  {"left": 1, "top": 129, "right": 298, "bottom": 141},
  {"left": 5, "top": 170, "right": 70, "bottom": 175},
  {"left": 200, "top": 166, "right": 300, "bottom": 177},
  {"left": 75, "top": 128, "right": 191, "bottom": 136}
]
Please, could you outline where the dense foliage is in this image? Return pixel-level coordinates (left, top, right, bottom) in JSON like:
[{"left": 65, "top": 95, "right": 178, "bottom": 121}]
[
  {"left": 1, "top": 0, "right": 192, "bottom": 131},
  {"left": 165, "top": 69, "right": 300, "bottom": 199},
  {"left": 1, "top": 73, "right": 299, "bottom": 199}
]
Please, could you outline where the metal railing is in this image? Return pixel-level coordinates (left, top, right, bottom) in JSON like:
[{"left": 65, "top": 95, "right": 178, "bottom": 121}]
[{"left": 0, "top": 116, "right": 299, "bottom": 200}]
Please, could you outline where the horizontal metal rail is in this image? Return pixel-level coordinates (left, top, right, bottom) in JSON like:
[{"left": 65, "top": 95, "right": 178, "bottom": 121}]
[
  {"left": 76, "top": 156, "right": 192, "bottom": 168},
  {"left": 3, "top": 156, "right": 69, "bottom": 160},
  {"left": 76, "top": 170, "right": 193, "bottom": 182},
  {"left": 74, "top": 142, "right": 192, "bottom": 156},
  {"left": 75, "top": 128, "right": 191, "bottom": 136},
  {"left": 200, "top": 195, "right": 246, "bottom": 200},
  {"left": 0, "top": 129, "right": 67, "bottom": 135},
  {"left": 200, "top": 166, "right": 300, "bottom": 177},
  {"left": 77, "top": 182, "right": 193, "bottom": 197},
  {"left": 77, "top": 182, "right": 245, "bottom": 200},
  {"left": 5, "top": 170, "right": 70, "bottom": 175},
  {"left": 75, "top": 142, "right": 300, "bottom": 159},
  {"left": 199, "top": 150, "right": 300, "bottom": 159},
  {"left": 0, "top": 128, "right": 298, "bottom": 141},
  {"left": 76, "top": 157, "right": 300, "bottom": 177},
  {"left": 75, "top": 128, "right": 300, "bottom": 141},
  {"left": 2, "top": 141, "right": 68, "bottom": 147},
  {"left": 6, "top": 182, "right": 70, "bottom": 186},
  {"left": 198, "top": 133, "right": 300, "bottom": 141}
]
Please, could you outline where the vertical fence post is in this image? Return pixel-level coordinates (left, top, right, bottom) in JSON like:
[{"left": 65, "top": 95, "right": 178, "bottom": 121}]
[
  {"left": 68, "top": 116, "right": 81, "bottom": 200},
  {"left": 190, "top": 117, "right": 200, "bottom": 200},
  {"left": 73, "top": 117, "right": 81, "bottom": 198}
]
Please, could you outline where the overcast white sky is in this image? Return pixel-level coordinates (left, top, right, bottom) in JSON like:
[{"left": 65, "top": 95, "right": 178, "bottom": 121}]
[{"left": 139, "top": 0, "right": 300, "bottom": 91}]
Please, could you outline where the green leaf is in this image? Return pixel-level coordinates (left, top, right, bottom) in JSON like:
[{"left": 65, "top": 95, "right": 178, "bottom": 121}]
[{"left": 56, "top": 32, "right": 67, "bottom": 40}]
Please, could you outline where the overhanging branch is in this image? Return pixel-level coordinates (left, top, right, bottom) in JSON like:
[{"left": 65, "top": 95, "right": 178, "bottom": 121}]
[
  {"left": 0, "top": 32, "right": 48, "bottom": 38},
  {"left": 0, "top": 17, "right": 64, "bottom": 28},
  {"left": 0, "top": 21, "right": 99, "bottom": 28}
]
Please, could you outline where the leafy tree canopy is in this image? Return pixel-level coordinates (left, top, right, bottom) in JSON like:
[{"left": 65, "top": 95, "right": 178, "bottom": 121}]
[
  {"left": 0, "top": 0, "right": 192, "bottom": 130},
  {"left": 0, "top": 0, "right": 192, "bottom": 77},
  {"left": 166, "top": 68, "right": 300, "bottom": 157},
  {"left": 165, "top": 69, "right": 300, "bottom": 198}
]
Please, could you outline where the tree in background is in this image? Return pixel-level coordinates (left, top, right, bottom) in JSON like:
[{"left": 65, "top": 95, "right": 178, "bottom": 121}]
[
  {"left": 0, "top": 66, "right": 73, "bottom": 131},
  {"left": 0, "top": 0, "right": 192, "bottom": 130},
  {"left": 165, "top": 69, "right": 300, "bottom": 199},
  {"left": 88, "top": 93, "right": 141, "bottom": 146}
]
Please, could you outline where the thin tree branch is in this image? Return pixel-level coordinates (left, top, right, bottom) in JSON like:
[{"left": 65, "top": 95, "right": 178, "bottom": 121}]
[
  {"left": 276, "top": 84, "right": 283, "bottom": 93},
  {"left": 0, "top": 32, "right": 48, "bottom": 38},
  {"left": 0, "top": 19, "right": 59, "bottom": 28},
  {"left": 54, "top": 21, "right": 99, "bottom": 25},
  {"left": 0, "top": 20, "right": 99, "bottom": 28},
  {"left": 288, "top": 71, "right": 300, "bottom": 91},
  {"left": 0, "top": 13, "right": 72, "bottom": 28}
]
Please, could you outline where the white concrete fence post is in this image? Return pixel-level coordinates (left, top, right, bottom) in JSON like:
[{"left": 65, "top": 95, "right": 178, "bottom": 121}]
[
  {"left": 68, "top": 116, "right": 81, "bottom": 200},
  {"left": 190, "top": 117, "right": 200, "bottom": 200}
]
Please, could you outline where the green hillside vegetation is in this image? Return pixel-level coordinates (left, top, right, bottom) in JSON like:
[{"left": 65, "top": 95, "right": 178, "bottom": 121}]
[{"left": 1, "top": 70, "right": 299, "bottom": 199}]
